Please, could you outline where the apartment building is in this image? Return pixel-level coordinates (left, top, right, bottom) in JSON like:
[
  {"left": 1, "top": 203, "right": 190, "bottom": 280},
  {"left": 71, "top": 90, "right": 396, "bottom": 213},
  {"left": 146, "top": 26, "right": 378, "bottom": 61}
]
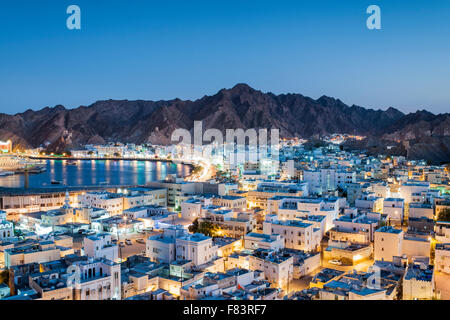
[
  {"left": 383, "top": 198, "right": 405, "bottom": 224},
  {"left": 435, "top": 243, "right": 450, "bottom": 274},
  {"left": 83, "top": 233, "right": 118, "bottom": 262},
  {"left": 243, "top": 233, "right": 284, "bottom": 251},
  {"left": 247, "top": 181, "right": 308, "bottom": 211},
  {"left": 146, "top": 226, "right": 218, "bottom": 267},
  {"left": 200, "top": 207, "right": 256, "bottom": 238},
  {"left": 180, "top": 198, "right": 203, "bottom": 222},
  {"left": 330, "top": 211, "right": 380, "bottom": 243},
  {"left": 355, "top": 193, "right": 384, "bottom": 213},
  {"left": 78, "top": 192, "right": 124, "bottom": 216},
  {"left": 4, "top": 240, "right": 62, "bottom": 268},
  {"left": 147, "top": 179, "right": 196, "bottom": 208},
  {"left": 175, "top": 233, "right": 218, "bottom": 266},
  {"left": 435, "top": 221, "right": 450, "bottom": 243},
  {"left": 0, "top": 189, "right": 81, "bottom": 215},
  {"left": 248, "top": 249, "right": 294, "bottom": 291},
  {"left": 303, "top": 168, "right": 356, "bottom": 194},
  {"left": 211, "top": 195, "right": 247, "bottom": 209},
  {"left": 374, "top": 226, "right": 403, "bottom": 262},
  {"left": 79, "top": 188, "right": 167, "bottom": 216},
  {"left": 29, "top": 271, "right": 74, "bottom": 300},
  {"left": 408, "top": 203, "right": 434, "bottom": 219},
  {"left": 273, "top": 197, "right": 339, "bottom": 233},
  {"left": 263, "top": 215, "right": 318, "bottom": 252}
]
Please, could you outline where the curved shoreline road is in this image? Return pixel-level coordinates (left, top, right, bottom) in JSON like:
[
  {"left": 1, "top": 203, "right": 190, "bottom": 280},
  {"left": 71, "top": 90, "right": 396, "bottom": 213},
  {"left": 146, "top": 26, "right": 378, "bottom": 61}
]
[{"left": 185, "top": 159, "right": 216, "bottom": 182}]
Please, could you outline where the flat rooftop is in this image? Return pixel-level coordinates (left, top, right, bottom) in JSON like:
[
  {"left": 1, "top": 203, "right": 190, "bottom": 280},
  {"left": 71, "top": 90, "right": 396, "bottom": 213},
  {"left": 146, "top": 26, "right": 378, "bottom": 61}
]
[{"left": 376, "top": 226, "right": 403, "bottom": 234}]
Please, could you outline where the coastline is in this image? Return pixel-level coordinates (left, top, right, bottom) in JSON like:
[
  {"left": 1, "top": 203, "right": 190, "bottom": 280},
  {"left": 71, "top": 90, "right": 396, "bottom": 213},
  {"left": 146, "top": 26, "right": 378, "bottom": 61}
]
[{"left": 27, "top": 155, "right": 194, "bottom": 167}]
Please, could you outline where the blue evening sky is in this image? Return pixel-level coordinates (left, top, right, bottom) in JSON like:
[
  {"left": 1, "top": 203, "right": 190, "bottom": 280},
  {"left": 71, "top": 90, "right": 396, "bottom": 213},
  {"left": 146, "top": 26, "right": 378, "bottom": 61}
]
[{"left": 0, "top": 0, "right": 449, "bottom": 114}]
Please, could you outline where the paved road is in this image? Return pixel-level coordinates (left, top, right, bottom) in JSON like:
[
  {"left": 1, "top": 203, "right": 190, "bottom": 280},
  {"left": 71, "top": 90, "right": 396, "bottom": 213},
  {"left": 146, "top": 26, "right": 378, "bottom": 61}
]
[
  {"left": 116, "top": 231, "right": 161, "bottom": 260},
  {"left": 289, "top": 276, "right": 313, "bottom": 293},
  {"left": 118, "top": 239, "right": 146, "bottom": 260}
]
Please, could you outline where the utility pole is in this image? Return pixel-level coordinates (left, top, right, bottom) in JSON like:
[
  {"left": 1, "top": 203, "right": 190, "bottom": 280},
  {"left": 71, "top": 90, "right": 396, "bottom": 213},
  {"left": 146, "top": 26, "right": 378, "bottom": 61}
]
[{"left": 116, "top": 220, "right": 123, "bottom": 262}]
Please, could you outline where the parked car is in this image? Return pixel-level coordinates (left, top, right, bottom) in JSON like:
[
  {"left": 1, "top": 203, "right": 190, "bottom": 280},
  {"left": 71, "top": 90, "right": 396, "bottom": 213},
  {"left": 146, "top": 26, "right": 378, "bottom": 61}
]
[
  {"left": 125, "top": 239, "right": 132, "bottom": 245},
  {"left": 119, "top": 242, "right": 125, "bottom": 247},
  {"left": 329, "top": 259, "right": 342, "bottom": 266},
  {"left": 77, "top": 229, "right": 86, "bottom": 234},
  {"left": 111, "top": 239, "right": 118, "bottom": 244},
  {"left": 136, "top": 238, "right": 145, "bottom": 244}
]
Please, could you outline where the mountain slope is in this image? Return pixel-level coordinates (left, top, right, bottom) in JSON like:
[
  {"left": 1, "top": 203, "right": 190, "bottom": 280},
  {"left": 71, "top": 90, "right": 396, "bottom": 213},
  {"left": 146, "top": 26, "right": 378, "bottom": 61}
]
[{"left": 0, "top": 84, "right": 448, "bottom": 163}]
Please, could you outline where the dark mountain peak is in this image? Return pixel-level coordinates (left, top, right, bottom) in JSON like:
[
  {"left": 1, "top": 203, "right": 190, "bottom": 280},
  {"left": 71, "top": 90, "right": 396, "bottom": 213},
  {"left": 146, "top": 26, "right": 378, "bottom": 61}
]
[
  {"left": 54, "top": 104, "right": 66, "bottom": 111},
  {"left": 403, "top": 109, "right": 436, "bottom": 121},
  {"left": 385, "top": 106, "right": 404, "bottom": 115},
  {"left": 18, "top": 105, "right": 66, "bottom": 117},
  {"left": 416, "top": 109, "right": 435, "bottom": 117},
  {"left": 316, "top": 95, "right": 347, "bottom": 109},
  {"left": 231, "top": 83, "right": 254, "bottom": 91},
  {"left": 219, "top": 83, "right": 258, "bottom": 96}
]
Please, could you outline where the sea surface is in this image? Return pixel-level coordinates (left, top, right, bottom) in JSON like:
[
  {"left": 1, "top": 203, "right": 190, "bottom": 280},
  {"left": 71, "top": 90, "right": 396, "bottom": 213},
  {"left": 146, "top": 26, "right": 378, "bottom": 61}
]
[{"left": 0, "top": 159, "right": 190, "bottom": 189}]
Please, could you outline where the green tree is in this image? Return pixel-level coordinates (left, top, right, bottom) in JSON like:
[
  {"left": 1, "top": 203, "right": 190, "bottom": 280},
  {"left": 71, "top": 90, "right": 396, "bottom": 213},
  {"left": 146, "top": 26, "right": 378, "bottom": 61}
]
[
  {"left": 198, "top": 221, "right": 221, "bottom": 237},
  {"left": 188, "top": 218, "right": 199, "bottom": 233},
  {"left": 437, "top": 208, "right": 450, "bottom": 222},
  {"left": 0, "top": 270, "right": 9, "bottom": 284},
  {"left": 189, "top": 219, "right": 220, "bottom": 237}
]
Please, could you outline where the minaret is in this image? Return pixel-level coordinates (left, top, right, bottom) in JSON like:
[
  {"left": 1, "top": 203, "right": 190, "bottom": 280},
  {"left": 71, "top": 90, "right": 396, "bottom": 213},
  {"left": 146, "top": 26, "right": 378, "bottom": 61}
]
[{"left": 63, "top": 190, "right": 71, "bottom": 208}]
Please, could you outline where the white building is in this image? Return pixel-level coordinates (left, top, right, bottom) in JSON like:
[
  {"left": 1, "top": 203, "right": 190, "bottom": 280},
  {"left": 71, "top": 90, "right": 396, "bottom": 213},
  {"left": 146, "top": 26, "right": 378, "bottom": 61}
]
[
  {"left": 374, "top": 226, "right": 403, "bottom": 262},
  {"left": 78, "top": 188, "right": 167, "bottom": 216},
  {"left": 78, "top": 192, "right": 124, "bottom": 216},
  {"left": 146, "top": 226, "right": 185, "bottom": 263},
  {"left": 332, "top": 211, "right": 380, "bottom": 243},
  {"left": 263, "top": 215, "right": 318, "bottom": 252},
  {"left": 146, "top": 226, "right": 218, "bottom": 266},
  {"left": 244, "top": 232, "right": 284, "bottom": 251},
  {"left": 180, "top": 198, "right": 203, "bottom": 222},
  {"left": 83, "top": 233, "right": 118, "bottom": 262},
  {"left": 402, "top": 262, "right": 435, "bottom": 300},
  {"left": 435, "top": 243, "right": 450, "bottom": 274},
  {"left": 402, "top": 236, "right": 431, "bottom": 262},
  {"left": 398, "top": 181, "right": 430, "bottom": 205},
  {"left": 408, "top": 203, "right": 434, "bottom": 219},
  {"left": 71, "top": 258, "right": 121, "bottom": 300},
  {"left": 302, "top": 168, "right": 356, "bottom": 194},
  {"left": 248, "top": 249, "right": 294, "bottom": 291},
  {"left": 175, "top": 233, "right": 218, "bottom": 266},
  {"left": 383, "top": 198, "right": 405, "bottom": 224}
]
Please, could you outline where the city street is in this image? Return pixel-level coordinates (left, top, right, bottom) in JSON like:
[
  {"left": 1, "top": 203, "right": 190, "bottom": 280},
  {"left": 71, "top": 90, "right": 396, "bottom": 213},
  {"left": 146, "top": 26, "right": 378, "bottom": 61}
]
[{"left": 118, "top": 238, "right": 146, "bottom": 260}]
